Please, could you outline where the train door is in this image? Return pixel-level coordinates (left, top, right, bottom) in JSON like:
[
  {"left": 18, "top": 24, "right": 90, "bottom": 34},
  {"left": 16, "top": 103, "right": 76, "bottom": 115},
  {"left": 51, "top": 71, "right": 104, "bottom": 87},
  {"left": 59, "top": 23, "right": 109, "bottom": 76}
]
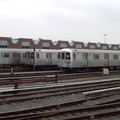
[
  {"left": 46, "top": 53, "right": 52, "bottom": 65},
  {"left": 58, "top": 52, "right": 65, "bottom": 67},
  {"left": 82, "top": 53, "right": 88, "bottom": 66},
  {"left": 104, "top": 53, "right": 109, "bottom": 66},
  {"left": 12, "top": 52, "right": 20, "bottom": 65},
  {"left": 24, "top": 52, "right": 28, "bottom": 64}
]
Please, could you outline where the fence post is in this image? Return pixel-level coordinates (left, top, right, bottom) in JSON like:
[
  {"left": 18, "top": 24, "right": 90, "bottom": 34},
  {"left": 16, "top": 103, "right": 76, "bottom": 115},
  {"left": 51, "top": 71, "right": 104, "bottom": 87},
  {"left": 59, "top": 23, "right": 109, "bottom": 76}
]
[
  {"left": 55, "top": 74, "right": 58, "bottom": 83},
  {"left": 11, "top": 67, "right": 14, "bottom": 76},
  {"left": 14, "top": 82, "right": 18, "bottom": 89}
]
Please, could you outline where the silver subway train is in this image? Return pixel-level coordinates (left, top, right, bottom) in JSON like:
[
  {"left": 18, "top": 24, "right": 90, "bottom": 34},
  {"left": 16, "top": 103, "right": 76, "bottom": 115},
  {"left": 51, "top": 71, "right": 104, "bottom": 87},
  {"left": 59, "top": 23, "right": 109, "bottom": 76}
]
[
  {"left": 0, "top": 48, "right": 59, "bottom": 69},
  {"left": 2, "top": 48, "right": 120, "bottom": 71},
  {"left": 58, "top": 48, "right": 120, "bottom": 72},
  {"left": 0, "top": 49, "right": 31, "bottom": 68},
  {"left": 25, "top": 49, "right": 59, "bottom": 70}
]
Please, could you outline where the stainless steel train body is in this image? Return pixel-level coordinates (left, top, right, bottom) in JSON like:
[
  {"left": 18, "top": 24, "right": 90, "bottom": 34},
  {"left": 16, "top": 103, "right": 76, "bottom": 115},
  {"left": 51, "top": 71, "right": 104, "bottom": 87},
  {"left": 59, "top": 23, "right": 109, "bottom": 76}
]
[
  {"left": 0, "top": 49, "right": 20, "bottom": 67},
  {"left": 58, "top": 48, "right": 120, "bottom": 71},
  {"left": 25, "top": 49, "right": 59, "bottom": 69},
  {"left": 15, "top": 49, "right": 33, "bottom": 66},
  {"left": 0, "top": 49, "right": 31, "bottom": 68}
]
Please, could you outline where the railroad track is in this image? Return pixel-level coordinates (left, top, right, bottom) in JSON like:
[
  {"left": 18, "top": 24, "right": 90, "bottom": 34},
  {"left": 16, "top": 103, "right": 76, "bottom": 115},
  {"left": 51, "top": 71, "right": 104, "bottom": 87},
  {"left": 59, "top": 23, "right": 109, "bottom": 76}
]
[
  {"left": 0, "top": 70, "right": 62, "bottom": 77},
  {"left": 1, "top": 69, "right": 120, "bottom": 86},
  {"left": 0, "top": 70, "right": 63, "bottom": 85},
  {"left": 0, "top": 77, "right": 120, "bottom": 119},
  {"left": 0, "top": 67, "right": 31, "bottom": 73},
  {"left": 0, "top": 102, "right": 120, "bottom": 120}
]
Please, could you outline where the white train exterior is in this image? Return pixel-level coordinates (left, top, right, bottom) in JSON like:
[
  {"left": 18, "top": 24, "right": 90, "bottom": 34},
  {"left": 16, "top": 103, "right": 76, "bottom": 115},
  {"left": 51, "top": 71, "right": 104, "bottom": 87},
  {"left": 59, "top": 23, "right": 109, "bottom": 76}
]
[
  {"left": 58, "top": 48, "right": 120, "bottom": 72},
  {"left": 25, "top": 49, "right": 59, "bottom": 69}
]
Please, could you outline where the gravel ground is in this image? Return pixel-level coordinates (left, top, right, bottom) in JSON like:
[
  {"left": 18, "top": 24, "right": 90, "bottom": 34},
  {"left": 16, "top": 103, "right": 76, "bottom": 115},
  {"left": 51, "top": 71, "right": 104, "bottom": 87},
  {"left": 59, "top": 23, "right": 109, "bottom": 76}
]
[{"left": 0, "top": 75, "right": 120, "bottom": 120}]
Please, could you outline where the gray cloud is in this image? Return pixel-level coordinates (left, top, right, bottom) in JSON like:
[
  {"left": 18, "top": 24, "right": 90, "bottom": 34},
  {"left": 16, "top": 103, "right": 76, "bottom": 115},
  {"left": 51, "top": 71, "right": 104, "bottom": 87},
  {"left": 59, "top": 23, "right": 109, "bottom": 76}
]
[{"left": 0, "top": 0, "right": 120, "bottom": 44}]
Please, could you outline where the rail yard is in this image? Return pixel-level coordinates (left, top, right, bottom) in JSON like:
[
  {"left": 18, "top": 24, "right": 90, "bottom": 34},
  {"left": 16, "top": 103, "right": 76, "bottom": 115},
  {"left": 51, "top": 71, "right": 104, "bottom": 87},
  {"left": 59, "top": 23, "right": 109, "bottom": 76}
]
[{"left": 0, "top": 68, "right": 120, "bottom": 120}]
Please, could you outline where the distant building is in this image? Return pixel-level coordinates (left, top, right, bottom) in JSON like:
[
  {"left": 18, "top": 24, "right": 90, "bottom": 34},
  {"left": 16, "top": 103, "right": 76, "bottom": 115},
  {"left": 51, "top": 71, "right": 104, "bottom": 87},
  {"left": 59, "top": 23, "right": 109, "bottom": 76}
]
[{"left": 0, "top": 36, "right": 120, "bottom": 50}]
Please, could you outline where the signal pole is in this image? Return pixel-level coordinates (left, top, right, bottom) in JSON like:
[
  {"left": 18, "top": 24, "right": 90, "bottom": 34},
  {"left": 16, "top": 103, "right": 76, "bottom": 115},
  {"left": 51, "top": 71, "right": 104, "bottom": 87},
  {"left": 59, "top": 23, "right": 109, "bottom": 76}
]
[
  {"left": 103, "top": 34, "right": 107, "bottom": 43},
  {"left": 33, "top": 47, "right": 35, "bottom": 71}
]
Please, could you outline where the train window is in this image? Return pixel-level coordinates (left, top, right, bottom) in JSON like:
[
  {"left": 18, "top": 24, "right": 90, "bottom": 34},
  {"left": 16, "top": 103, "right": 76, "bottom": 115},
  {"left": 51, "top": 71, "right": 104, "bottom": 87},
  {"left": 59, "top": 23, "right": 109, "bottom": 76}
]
[
  {"left": 58, "top": 53, "right": 60, "bottom": 59},
  {"left": 13, "top": 53, "right": 16, "bottom": 57},
  {"left": 46, "top": 53, "right": 48, "bottom": 58},
  {"left": 113, "top": 54, "right": 118, "bottom": 59},
  {"left": 46, "top": 53, "right": 51, "bottom": 58},
  {"left": 31, "top": 52, "right": 34, "bottom": 59},
  {"left": 24, "top": 52, "right": 27, "bottom": 58},
  {"left": 50, "top": 53, "right": 52, "bottom": 58},
  {"left": 4, "top": 53, "right": 9, "bottom": 57},
  {"left": 66, "top": 52, "right": 70, "bottom": 59},
  {"left": 37, "top": 53, "right": 39, "bottom": 58},
  {"left": 82, "top": 53, "right": 88, "bottom": 60},
  {"left": 73, "top": 53, "right": 76, "bottom": 60},
  {"left": 93, "top": 54, "right": 99, "bottom": 60},
  {"left": 16, "top": 54, "right": 19, "bottom": 57},
  {"left": 28, "top": 52, "right": 30, "bottom": 58},
  {"left": 104, "top": 53, "right": 109, "bottom": 59},
  {"left": 62, "top": 53, "right": 65, "bottom": 59},
  {"left": 23, "top": 53, "right": 26, "bottom": 58}
]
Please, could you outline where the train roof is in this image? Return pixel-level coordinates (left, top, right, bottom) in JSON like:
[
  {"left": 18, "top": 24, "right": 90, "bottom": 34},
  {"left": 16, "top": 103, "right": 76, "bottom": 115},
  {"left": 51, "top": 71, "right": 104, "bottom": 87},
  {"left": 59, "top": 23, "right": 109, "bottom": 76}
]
[
  {"left": 35, "top": 49, "right": 59, "bottom": 52},
  {"left": 60, "top": 48, "right": 120, "bottom": 54}
]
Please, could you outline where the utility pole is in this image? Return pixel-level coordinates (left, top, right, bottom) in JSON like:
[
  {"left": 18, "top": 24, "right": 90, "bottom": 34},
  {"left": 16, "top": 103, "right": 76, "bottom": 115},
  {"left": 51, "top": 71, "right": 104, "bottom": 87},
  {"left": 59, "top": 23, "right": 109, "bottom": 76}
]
[
  {"left": 33, "top": 47, "right": 35, "bottom": 71},
  {"left": 103, "top": 34, "right": 107, "bottom": 43}
]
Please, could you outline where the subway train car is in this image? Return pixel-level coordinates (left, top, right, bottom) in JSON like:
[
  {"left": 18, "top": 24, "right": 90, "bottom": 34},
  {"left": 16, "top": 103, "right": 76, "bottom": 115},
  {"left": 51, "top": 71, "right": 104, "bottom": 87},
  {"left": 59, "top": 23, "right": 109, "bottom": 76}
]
[
  {"left": 0, "top": 49, "right": 32, "bottom": 68},
  {"left": 25, "top": 49, "right": 59, "bottom": 70},
  {"left": 15, "top": 49, "right": 33, "bottom": 67},
  {"left": 0, "top": 49, "right": 21, "bottom": 68},
  {"left": 58, "top": 48, "right": 120, "bottom": 72}
]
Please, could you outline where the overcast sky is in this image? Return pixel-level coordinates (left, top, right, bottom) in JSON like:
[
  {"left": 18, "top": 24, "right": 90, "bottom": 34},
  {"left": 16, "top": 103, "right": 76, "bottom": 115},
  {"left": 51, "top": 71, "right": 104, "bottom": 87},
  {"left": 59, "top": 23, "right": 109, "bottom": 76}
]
[{"left": 0, "top": 0, "right": 120, "bottom": 44}]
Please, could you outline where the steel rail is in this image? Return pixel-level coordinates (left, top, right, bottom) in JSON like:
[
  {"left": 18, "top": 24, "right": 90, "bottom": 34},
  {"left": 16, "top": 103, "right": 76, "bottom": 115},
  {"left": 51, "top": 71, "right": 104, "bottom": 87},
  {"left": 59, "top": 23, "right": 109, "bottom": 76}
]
[
  {"left": 0, "top": 82, "right": 120, "bottom": 105},
  {"left": 1, "top": 102, "right": 119, "bottom": 120},
  {"left": 0, "top": 80, "right": 120, "bottom": 99}
]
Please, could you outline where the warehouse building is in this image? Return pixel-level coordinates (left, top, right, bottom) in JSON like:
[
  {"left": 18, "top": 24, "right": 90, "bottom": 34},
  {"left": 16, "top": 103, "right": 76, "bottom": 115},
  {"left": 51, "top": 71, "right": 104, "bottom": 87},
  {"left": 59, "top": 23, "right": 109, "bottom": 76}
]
[{"left": 0, "top": 36, "right": 120, "bottom": 50}]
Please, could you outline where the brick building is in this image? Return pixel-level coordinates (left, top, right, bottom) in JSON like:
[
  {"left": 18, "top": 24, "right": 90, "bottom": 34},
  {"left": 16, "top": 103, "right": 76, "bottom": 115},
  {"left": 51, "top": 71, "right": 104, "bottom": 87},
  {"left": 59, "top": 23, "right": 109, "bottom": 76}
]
[{"left": 0, "top": 36, "right": 120, "bottom": 50}]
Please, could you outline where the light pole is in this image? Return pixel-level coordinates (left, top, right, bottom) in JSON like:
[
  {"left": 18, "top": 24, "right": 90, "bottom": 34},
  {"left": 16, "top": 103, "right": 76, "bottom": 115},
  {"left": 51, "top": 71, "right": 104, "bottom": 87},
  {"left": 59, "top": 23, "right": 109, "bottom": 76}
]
[
  {"left": 103, "top": 34, "right": 107, "bottom": 43},
  {"left": 33, "top": 47, "right": 35, "bottom": 71}
]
